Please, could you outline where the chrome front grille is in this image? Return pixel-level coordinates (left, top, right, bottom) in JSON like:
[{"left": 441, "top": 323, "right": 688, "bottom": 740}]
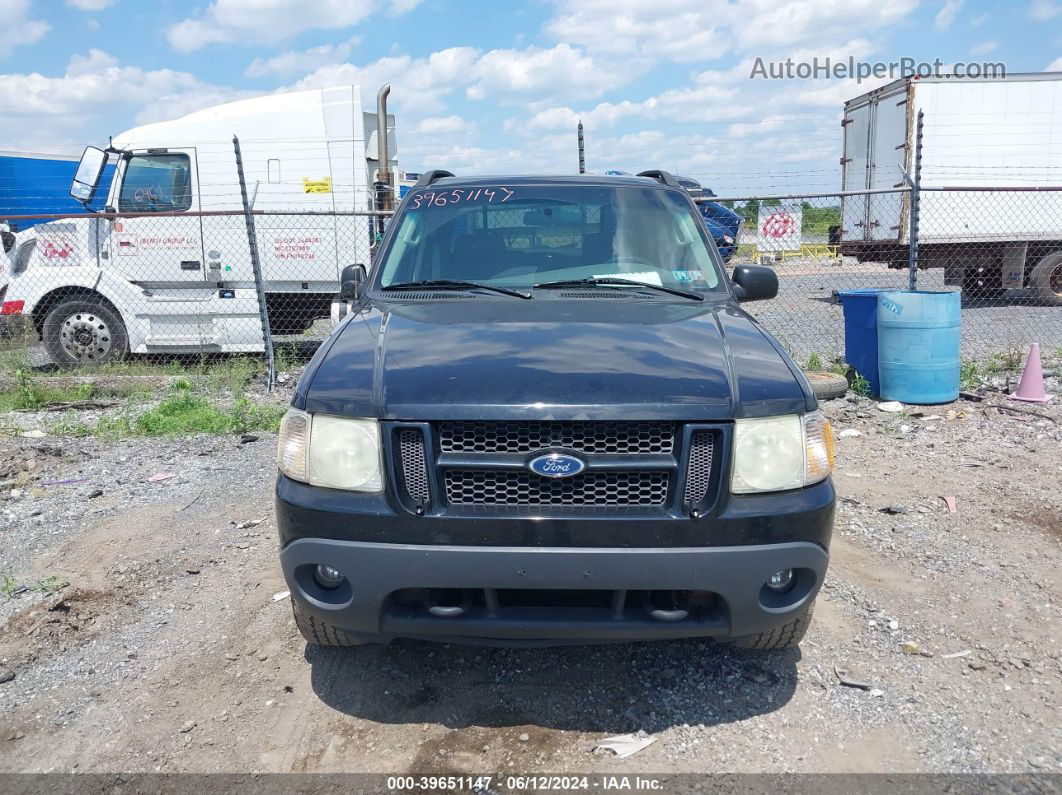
[
  {"left": 437, "top": 420, "right": 676, "bottom": 454},
  {"left": 444, "top": 470, "right": 670, "bottom": 506}
]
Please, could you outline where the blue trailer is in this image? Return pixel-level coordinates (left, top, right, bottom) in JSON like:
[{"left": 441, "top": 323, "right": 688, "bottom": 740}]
[{"left": 0, "top": 150, "right": 115, "bottom": 231}]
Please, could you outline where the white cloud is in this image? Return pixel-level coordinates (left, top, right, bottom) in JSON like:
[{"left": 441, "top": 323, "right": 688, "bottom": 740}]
[
  {"left": 66, "top": 0, "right": 115, "bottom": 9},
  {"left": 547, "top": 0, "right": 919, "bottom": 61},
  {"left": 969, "top": 11, "right": 989, "bottom": 25},
  {"left": 0, "top": 0, "right": 50, "bottom": 57},
  {"left": 167, "top": 0, "right": 407, "bottom": 51},
  {"left": 1029, "top": 0, "right": 1061, "bottom": 19},
  {"left": 935, "top": 0, "right": 964, "bottom": 30},
  {"left": 245, "top": 37, "right": 361, "bottom": 78},
  {"left": 970, "top": 40, "right": 998, "bottom": 55},
  {"left": 1047, "top": 56, "right": 1062, "bottom": 71},
  {"left": 0, "top": 50, "right": 241, "bottom": 147},
  {"left": 734, "top": 0, "right": 919, "bottom": 51},
  {"left": 466, "top": 44, "right": 633, "bottom": 102},
  {"left": 289, "top": 43, "right": 631, "bottom": 118},
  {"left": 411, "top": 116, "right": 477, "bottom": 135},
  {"left": 289, "top": 47, "right": 480, "bottom": 116},
  {"left": 546, "top": 0, "right": 734, "bottom": 63}
]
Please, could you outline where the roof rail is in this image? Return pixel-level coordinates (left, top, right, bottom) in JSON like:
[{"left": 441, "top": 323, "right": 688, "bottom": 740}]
[
  {"left": 414, "top": 169, "right": 455, "bottom": 188},
  {"left": 636, "top": 170, "right": 680, "bottom": 188}
]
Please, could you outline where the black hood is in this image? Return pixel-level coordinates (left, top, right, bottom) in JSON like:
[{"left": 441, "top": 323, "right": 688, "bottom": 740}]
[{"left": 298, "top": 297, "right": 812, "bottom": 420}]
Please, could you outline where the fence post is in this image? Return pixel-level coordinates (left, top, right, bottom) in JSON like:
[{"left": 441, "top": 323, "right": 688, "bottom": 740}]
[
  {"left": 233, "top": 135, "right": 276, "bottom": 391},
  {"left": 907, "top": 110, "right": 924, "bottom": 291}
]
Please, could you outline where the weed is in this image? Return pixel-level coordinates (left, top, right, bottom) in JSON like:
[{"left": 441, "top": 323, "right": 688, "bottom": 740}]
[
  {"left": 1, "top": 574, "right": 18, "bottom": 597},
  {"left": 959, "top": 360, "right": 981, "bottom": 391},
  {"left": 34, "top": 575, "right": 68, "bottom": 594},
  {"left": 851, "top": 373, "right": 871, "bottom": 397},
  {"left": 805, "top": 352, "right": 823, "bottom": 371},
  {"left": 827, "top": 356, "right": 850, "bottom": 377}
]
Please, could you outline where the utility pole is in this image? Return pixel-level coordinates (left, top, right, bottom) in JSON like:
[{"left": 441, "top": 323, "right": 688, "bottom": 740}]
[{"left": 577, "top": 120, "right": 585, "bottom": 174}]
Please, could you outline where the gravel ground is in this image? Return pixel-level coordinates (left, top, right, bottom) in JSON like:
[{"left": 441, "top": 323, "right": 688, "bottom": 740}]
[{"left": 0, "top": 368, "right": 1059, "bottom": 776}]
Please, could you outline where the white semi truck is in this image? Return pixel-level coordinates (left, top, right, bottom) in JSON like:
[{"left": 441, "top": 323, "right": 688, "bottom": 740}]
[
  {"left": 839, "top": 72, "right": 1062, "bottom": 305},
  {"left": 0, "top": 84, "right": 398, "bottom": 365}
]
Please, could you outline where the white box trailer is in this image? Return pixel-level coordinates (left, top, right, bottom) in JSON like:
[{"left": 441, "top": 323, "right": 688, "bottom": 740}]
[
  {"left": 0, "top": 85, "right": 397, "bottom": 365},
  {"left": 840, "top": 72, "right": 1062, "bottom": 305}
]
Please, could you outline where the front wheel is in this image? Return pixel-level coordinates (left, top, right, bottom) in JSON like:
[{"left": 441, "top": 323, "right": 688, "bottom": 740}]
[
  {"left": 1029, "top": 253, "right": 1062, "bottom": 307},
  {"left": 291, "top": 598, "right": 364, "bottom": 647},
  {"left": 728, "top": 600, "right": 815, "bottom": 650},
  {"left": 42, "top": 299, "right": 128, "bottom": 368}
]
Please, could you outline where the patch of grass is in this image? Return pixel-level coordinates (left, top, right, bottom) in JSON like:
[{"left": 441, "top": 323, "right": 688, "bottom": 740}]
[
  {"left": 94, "top": 384, "right": 284, "bottom": 437},
  {"left": 34, "top": 575, "right": 68, "bottom": 594},
  {"left": 804, "top": 352, "right": 824, "bottom": 371},
  {"left": 1, "top": 574, "right": 18, "bottom": 597},
  {"left": 959, "top": 360, "right": 981, "bottom": 391},
  {"left": 983, "top": 348, "right": 1024, "bottom": 376},
  {"left": 0, "top": 369, "right": 150, "bottom": 412},
  {"left": 851, "top": 372, "right": 871, "bottom": 397}
]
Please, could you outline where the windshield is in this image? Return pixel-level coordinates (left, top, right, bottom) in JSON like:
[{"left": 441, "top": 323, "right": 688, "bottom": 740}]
[{"left": 375, "top": 185, "right": 722, "bottom": 293}]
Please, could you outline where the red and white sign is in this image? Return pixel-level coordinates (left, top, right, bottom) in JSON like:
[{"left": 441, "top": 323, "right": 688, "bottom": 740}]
[{"left": 756, "top": 204, "right": 802, "bottom": 252}]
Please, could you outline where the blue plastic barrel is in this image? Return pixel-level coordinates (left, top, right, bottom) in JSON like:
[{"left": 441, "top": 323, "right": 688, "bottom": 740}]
[
  {"left": 877, "top": 291, "right": 961, "bottom": 404},
  {"left": 836, "top": 289, "right": 888, "bottom": 395}
]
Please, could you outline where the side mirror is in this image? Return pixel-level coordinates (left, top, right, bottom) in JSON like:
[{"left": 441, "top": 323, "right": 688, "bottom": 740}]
[
  {"left": 339, "top": 264, "right": 366, "bottom": 300},
  {"left": 70, "top": 146, "right": 108, "bottom": 204},
  {"left": 731, "top": 265, "right": 778, "bottom": 302},
  {"left": 1, "top": 229, "right": 14, "bottom": 254}
]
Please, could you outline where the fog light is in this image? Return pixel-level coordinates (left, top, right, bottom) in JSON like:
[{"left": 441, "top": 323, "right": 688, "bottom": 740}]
[
  {"left": 766, "top": 568, "right": 795, "bottom": 593},
  {"left": 314, "top": 564, "right": 345, "bottom": 590}
]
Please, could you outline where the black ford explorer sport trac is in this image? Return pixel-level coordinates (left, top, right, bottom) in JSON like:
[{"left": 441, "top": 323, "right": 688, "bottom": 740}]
[{"left": 275, "top": 170, "right": 835, "bottom": 650}]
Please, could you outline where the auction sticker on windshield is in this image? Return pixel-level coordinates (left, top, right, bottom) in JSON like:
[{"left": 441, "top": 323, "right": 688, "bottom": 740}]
[{"left": 411, "top": 187, "right": 514, "bottom": 208}]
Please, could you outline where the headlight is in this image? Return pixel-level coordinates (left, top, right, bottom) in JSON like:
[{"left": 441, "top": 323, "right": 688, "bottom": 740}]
[
  {"left": 277, "top": 409, "right": 383, "bottom": 492},
  {"left": 731, "top": 411, "right": 834, "bottom": 494}
]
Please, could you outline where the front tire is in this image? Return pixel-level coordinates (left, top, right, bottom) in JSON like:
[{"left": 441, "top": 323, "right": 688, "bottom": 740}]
[
  {"left": 1029, "top": 253, "right": 1062, "bottom": 307},
  {"left": 291, "top": 598, "right": 363, "bottom": 647},
  {"left": 42, "top": 299, "right": 128, "bottom": 367},
  {"left": 728, "top": 600, "right": 815, "bottom": 650}
]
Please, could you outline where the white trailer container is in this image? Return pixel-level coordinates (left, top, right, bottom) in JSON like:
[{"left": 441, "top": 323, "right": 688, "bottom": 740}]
[
  {"left": 0, "top": 85, "right": 398, "bottom": 365},
  {"left": 840, "top": 73, "right": 1062, "bottom": 304}
]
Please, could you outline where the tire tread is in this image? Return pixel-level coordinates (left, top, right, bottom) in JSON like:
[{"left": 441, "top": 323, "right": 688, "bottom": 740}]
[
  {"left": 291, "top": 599, "right": 359, "bottom": 646},
  {"left": 729, "top": 601, "right": 815, "bottom": 650}
]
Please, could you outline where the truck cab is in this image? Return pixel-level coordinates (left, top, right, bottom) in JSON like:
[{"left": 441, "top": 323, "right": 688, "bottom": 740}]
[
  {"left": 276, "top": 170, "right": 835, "bottom": 651},
  {"left": 0, "top": 85, "right": 396, "bottom": 365}
]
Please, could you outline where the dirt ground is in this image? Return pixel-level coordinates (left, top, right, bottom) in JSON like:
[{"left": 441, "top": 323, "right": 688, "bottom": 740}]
[{"left": 0, "top": 378, "right": 1059, "bottom": 776}]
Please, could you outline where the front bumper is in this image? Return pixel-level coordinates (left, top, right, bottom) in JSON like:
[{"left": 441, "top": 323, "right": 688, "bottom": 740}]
[{"left": 281, "top": 539, "right": 828, "bottom": 645}]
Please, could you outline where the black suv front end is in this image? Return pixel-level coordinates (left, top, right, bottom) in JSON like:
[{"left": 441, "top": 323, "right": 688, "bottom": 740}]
[{"left": 275, "top": 172, "right": 835, "bottom": 649}]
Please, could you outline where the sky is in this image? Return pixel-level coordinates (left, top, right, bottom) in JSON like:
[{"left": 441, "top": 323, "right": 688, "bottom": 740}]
[{"left": 0, "top": 0, "right": 1059, "bottom": 195}]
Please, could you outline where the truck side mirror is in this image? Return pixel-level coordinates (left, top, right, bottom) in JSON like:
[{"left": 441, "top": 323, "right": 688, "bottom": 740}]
[
  {"left": 339, "top": 264, "right": 366, "bottom": 300},
  {"left": 731, "top": 265, "right": 778, "bottom": 302},
  {"left": 70, "top": 146, "right": 108, "bottom": 204}
]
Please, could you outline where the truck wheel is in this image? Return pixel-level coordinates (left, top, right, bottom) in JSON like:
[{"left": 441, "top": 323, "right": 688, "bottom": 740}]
[
  {"left": 291, "top": 598, "right": 363, "bottom": 647},
  {"left": 728, "top": 600, "right": 815, "bottom": 651},
  {"left": 1029, "top": 253, "right": 1062, "bottom": 307},
  {"left": 803, "top": 371, "right": 849, "bottom": 401},
  {"left": 42, "top": 299, "right": 128, "bottom": 368}
]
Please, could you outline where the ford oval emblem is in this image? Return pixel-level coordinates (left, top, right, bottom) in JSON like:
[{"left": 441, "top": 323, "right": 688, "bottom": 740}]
[{"left": 528, "top": 453, "right": 586, "bottom": 479}]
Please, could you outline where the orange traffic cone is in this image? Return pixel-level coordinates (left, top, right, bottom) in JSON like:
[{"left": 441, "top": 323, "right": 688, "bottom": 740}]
[{"left": 1010, "top": 343, "right": 1053, "bottom": 403}]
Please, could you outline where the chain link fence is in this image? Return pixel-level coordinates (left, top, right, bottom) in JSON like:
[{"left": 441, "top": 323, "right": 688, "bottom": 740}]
[
  {"left": 2, "top": 187, "right": 1060, "bottom": 385},
  {"left": 717, "top": 186, "right": 1062, "bottom": 371}
]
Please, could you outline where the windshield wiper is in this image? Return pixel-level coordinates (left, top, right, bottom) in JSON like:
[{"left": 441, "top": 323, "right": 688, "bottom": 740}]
[
  {"left": 532, "top": 277, "right": 703, "bottom": 301},
  {"left": 381, "top": 279, "right": 531, "bottom": 299}
]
